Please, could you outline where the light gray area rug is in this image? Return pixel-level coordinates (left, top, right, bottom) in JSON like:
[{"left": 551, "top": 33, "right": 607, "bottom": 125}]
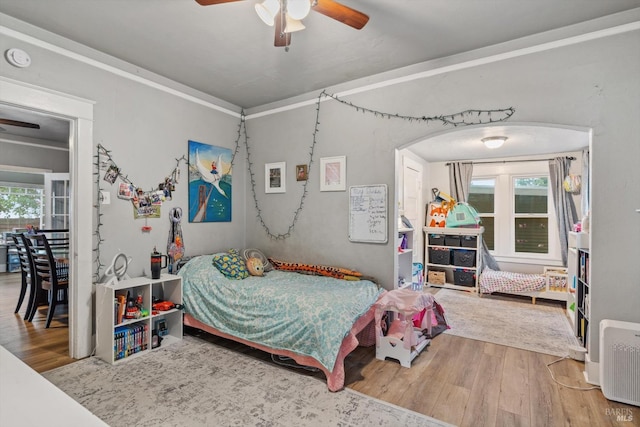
[
  {"left": 435, "top": 289, "right": 579, "bottom": 357},
  {"left": 43, "top": 335, "right": 451, "bottom": 427}
]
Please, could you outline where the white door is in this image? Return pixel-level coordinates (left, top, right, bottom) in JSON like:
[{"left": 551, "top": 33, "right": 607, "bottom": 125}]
[
  {"left": 44, "top": 173, "right": 70, "bottom": 230},
  {"left": 402, "top": 157, "right": 423, "bottom": 263}
]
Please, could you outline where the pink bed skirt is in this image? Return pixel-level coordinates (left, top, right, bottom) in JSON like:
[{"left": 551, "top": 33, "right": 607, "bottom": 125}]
[{"left": 183, "top": 307, "right": 376, "bottom": 392}]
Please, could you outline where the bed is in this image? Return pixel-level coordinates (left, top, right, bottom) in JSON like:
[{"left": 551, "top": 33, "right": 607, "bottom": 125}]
[
  {"left": 178, "top": 253, "right": 385, "bottom": 392},
  {"left": 479, "top": 267, "right": 568, "bottom": 304}
]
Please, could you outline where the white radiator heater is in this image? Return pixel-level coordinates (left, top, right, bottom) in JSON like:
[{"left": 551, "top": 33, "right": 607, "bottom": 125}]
[{"left": 599, "top": 319, "right": 640, "bottom": 406}]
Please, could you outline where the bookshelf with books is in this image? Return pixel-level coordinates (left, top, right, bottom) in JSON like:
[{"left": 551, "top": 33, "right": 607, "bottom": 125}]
[
  {"left": 96, "top": 274, "right": 183, "bottom": 364},
  {"left": 576, "top": 247, "right": 590, "bottom": 348}
]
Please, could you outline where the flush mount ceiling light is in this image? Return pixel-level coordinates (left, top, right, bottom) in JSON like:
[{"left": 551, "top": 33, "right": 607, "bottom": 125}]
[
  {"left": 482, "top": 136, "right": 508, "bottom": 149},
  {"left": 196, "top": 0, "right": 369, "bottom": 49}
]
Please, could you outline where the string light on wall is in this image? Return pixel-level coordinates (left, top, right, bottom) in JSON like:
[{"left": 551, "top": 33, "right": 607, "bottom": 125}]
[
  {"left": 242, "top": 103, "right": 319, "bottom": 240},
  {"left": 320, "top": 91, "right": 515, "bottom": 125},
  {"left": 243, "top": 90, "right": 516, "bottom": 240},
  {"left": 93, "top": 144, "right": 188, "bottom": 280},
  {"left": 93, "top": 89, "right": 515, "bottom": 278}
]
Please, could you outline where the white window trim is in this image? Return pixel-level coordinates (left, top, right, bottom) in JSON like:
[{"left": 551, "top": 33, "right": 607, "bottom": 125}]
[{"left": 472, "top": 162, "right": 561, "bottom": 264}]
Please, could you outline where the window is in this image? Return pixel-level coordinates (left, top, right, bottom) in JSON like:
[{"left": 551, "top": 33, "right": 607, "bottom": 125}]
[
  {"left": 468, "top": 178, "right": 495, "bottom": 250},
  {"left": 0, "top": 185, "right": 43, "bottom": 234},
  {"left": 513, "top": 177, "right": 548, "bottom": 254},
  {"left": 468, "top": 163, "right": 559, "bottom": 262}
]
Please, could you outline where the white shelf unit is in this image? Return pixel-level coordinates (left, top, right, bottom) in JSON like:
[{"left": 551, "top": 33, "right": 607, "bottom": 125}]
[
  {"left": 397, "top": 227, "right": 414, "bottom": 287},
  {"left": 95, "top": 274, "right": 183, "bottom": 364},
  {"left": 423, "top": 226, "right": 484, "bottom": 292},
  {"left": 567, "top": 231, "right": 589, "bottom": 339},
  {"left": 576, "top": 247, "right": 590, "bottom": 349}
]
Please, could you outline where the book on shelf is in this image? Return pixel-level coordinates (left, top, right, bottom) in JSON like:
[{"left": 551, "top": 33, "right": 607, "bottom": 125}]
[{"left": 113, "top": 323, "right": 149, "bottom": 361}]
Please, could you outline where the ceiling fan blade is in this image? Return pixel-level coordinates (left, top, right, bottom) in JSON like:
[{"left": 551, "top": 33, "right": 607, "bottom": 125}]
[
  {"left": 195, "top": 0, "right": 243, "bottom": 5},
  {"left": 312, "top": 0, "right": 369, "bottom": 30},
  {"left": 274, "top": 9, "right": 291, "bottom": 47},
  {"left": 0, "top": 118, "right": 40, "bottom": 129}
]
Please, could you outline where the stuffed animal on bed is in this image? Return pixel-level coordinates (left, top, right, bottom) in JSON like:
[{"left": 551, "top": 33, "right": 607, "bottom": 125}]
[{"left": 246, "top": 257, "right": 264, "bottom": 276}]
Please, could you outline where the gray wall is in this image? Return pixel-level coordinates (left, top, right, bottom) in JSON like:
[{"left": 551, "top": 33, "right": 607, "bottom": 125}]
[
  {"left": 0, "top": 26, "right": 246, "bottom": 278},
  {"left": 0, "top": 141, "right": 69, "bottom": 174},
  {"left": 1, "top": 17, "right": 638, "bottom": 365},
  {"left": 245, "top": 31, "right": 640, "bottom": 362}
]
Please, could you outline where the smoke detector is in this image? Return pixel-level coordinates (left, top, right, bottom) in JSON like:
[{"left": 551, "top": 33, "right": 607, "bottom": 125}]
[{"left": 5, "top": 48, "right": 31, "bottom": 68}]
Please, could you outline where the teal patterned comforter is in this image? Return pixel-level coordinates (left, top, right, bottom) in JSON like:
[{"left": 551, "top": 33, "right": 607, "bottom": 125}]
[{"left": 179, "top": 255, "right": 384, "bottom": 371}]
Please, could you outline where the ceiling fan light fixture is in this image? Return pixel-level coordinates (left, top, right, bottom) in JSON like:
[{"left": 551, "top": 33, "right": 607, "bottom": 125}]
[
  {"left": 255, "top": 0, "right": 280, "bottom": 26},
  {"left": 284, "top": 15, "right": 306, "bottom": 33},
  {"left": 482, "top": 136, "right": 508, "bottom": 149},
  {"left": 287, "top": 0, "right": 311, "bottom": 20}
]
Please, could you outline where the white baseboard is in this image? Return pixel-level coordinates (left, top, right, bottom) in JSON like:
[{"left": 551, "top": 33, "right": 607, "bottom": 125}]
[{"left": 583, "top": 352, "right": 600, "bottom": 385}]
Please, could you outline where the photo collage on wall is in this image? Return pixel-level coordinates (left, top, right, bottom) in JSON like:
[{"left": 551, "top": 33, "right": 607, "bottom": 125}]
[{"left": 99, "top": 146, "right": 181, "bottom": 220}]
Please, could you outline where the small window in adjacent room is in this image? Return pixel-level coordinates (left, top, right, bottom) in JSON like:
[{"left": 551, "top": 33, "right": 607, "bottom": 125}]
[
  {"left": 469, "top": 164, "right": 558, "bottom": 262},
  {"left": 468, "top": 178, "right": 495, "bottom": 250},
  {"left": 513, "top": 176, "right": 549, "bottom": 254},
  {"left": 0, "top": 185, "right": 43, "bottom": 235}
]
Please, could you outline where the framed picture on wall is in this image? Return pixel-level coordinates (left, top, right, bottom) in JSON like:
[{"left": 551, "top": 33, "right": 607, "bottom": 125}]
[
  {"left": 187, "top": 140, "right": 233, "bottom": 223},
  {"left": 265, "top": 162, "right": 286, "bottom": 193},
  {"left": 320, "top": 156, "right": 346, "bottom": 191},
  {"left": 296, "top": 164, "right": 308, "bottom": 181}
]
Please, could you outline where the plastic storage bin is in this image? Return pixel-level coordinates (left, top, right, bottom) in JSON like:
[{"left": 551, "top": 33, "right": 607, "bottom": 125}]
[
  {"left": 461, "top": 235, "right": 478, "bottom": 248},
  {"left": 429, "top": 248, "right": 450, "bottom": 265},
  {"left": 444, "top": 236, "right": 461, "bottom": 247},
  {"left": 428, "top": 234, "right": 445, "bottom": 246},
  {"left": 454, "top": 269, "right": 475, "bottom": 286},
  {"left": 452, "top": 249, "right": 475, "bottom": 267}
]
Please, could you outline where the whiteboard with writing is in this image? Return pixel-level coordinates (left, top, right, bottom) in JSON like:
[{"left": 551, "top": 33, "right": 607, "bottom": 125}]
[{"left": 349, "top": 184, "right": 388, "bottom": 243}]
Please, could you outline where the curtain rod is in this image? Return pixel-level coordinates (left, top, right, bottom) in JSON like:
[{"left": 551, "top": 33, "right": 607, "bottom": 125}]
[{"left": 445, "top": 156, "right": 576, "bottom": 166}]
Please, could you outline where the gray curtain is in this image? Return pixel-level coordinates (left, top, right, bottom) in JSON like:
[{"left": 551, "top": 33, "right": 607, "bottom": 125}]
[
  {"left": 448, "top": 162, "right": 500, "bottom": 271},
  {"left": 448, "top": 162, "right": 473, "bottom": 203},
  {"left": 549, "top": 157, "right": 579, "bottom": 266}
]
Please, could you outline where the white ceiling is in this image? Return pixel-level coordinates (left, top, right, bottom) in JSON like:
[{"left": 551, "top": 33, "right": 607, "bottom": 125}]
[
  {"left": 407, "top": 123, "right": 590, "bottom": 162},
  {"left": 0, "top": 1, "right": 636, "bottom": 158},
  {"left": 0, "top": 104, "right": 70, "bottom": 146},
  {"left": 1, "top": 0, "right": 639, "bottom": 109}
]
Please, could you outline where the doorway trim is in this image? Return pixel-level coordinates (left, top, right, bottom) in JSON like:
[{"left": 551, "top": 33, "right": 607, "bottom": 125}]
[{"left": 0, "top": 76, "right": 95, "bottom": 359}]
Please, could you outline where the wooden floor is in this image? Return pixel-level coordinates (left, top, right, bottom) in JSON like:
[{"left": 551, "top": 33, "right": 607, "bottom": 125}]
[
  {"left": 1, "top": 272, "right": 637, "bottom": 426},
  {"left": 0, "top": 272, "right": 74, "bottom": 372}
]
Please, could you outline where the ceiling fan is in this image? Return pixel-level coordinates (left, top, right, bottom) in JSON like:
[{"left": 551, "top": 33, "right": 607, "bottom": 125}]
[
  {"left": 195, "top": 0, "right": 369, "bottom": 48},
  {"left": 0, "top": 118, "right": 40, "bottom": 129}
]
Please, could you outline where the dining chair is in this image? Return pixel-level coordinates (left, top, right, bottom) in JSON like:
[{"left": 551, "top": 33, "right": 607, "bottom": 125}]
[
  {"left": 27, "top": 233, "right": 69, "bottom": 328},
  {"left": 10, "top": 233, "right": 32, "bottom": 317}
]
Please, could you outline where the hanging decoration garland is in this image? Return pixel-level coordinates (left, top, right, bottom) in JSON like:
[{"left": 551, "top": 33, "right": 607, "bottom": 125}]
[
  {"left": 93, "top": 118, "right": 244, "bottom": 280},
  {"left": 93, "top": 144, "right": 187, "bottom": 280},
  {"left": 242, "top": 100, "right": 320, "bottom": 240},
  {"left": 92, "top": 91, "right": 515, "bottom": 276},
  {"left": 320, "top": 91, "right": 515, "bottom": 125},
  {"left": 244, "top": 90, "right": 515, "bottom": 239}
]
